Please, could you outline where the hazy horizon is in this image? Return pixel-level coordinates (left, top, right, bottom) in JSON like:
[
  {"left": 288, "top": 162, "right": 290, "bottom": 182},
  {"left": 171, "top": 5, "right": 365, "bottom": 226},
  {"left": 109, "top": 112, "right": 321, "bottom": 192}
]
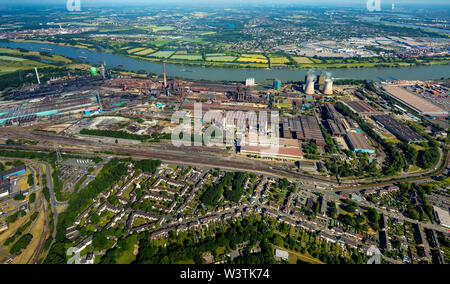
[{"left": 1, "top": 0, "right": 450, "bottom": 7}]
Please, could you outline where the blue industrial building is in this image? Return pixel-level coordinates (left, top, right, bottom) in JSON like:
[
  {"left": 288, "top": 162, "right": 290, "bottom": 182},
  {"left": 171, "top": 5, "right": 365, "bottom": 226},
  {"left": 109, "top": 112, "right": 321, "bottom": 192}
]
[
  {"left": 0, "top": 109, "right": 59, "bottom": 125},
  {"left": 1, "top": 165, "right": 27, "bottom": 180},
  {"left": 345, "top": 132, "right": 375, "bottom": 154},
  {"left": 273, "top": 80, "right": 281, "bottom": 91}
]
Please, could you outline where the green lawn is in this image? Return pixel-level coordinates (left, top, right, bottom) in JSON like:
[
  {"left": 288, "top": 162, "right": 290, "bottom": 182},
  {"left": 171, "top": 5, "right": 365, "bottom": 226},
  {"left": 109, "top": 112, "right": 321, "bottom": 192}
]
[{"left": 115, "top": 246, "right": 137, "bottom": 264}]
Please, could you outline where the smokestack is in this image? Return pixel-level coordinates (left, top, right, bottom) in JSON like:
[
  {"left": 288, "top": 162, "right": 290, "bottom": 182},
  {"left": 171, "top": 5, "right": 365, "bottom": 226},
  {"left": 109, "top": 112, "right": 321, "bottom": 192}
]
[
  {"left": 163, "top": 62, "right": 167, "bottom": 88},
  {"left": 34, "top": 67, "right": 41, "bottom": 85},
  {"left": 323, "top": 79, "right": 333, "bottom": 95}
]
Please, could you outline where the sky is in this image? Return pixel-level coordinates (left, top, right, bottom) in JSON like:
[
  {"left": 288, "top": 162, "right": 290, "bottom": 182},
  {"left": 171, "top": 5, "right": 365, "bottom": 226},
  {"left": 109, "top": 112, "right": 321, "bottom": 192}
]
[{"left": 1, "top": 0, "right": 449, "bottom": 5}]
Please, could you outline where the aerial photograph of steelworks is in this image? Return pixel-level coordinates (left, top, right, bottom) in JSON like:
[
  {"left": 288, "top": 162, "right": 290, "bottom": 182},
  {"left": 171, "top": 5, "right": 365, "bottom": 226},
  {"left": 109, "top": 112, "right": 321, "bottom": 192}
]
[{"left": 0, "top": 0, "right": 448, "bottom": 271}]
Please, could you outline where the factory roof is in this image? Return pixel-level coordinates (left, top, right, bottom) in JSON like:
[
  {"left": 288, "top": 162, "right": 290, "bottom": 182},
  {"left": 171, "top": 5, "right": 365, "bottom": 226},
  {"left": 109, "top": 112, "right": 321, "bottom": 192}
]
[
  {"left": 433, "top": 206, "right": 450, "bottom": 229},
  {"left": 1, "top": 165, "right": 26, "bottom": 179},
  {"left": 345, "top": 100, "right": 378, "bottom": 114},
  {"left": 275, "top": 249, "right": 289, "bottom": 261},
  {"left": 0, "top": 179, "right": 10, "bottom": 194},
  {"left": 299, "top": 161, "right": 317, "bottom": 170},
  {"left": 382, "top": 85, "right": 448, "bottom": 115},
  {"left": 346, "top": 132, "right": 374, "bottom": 152},
  {"left": 241, "top": 146, "right": 303, "bottom": 159},
  {"left": 372, "top": 115, "right": 425, "bottom": 143}
]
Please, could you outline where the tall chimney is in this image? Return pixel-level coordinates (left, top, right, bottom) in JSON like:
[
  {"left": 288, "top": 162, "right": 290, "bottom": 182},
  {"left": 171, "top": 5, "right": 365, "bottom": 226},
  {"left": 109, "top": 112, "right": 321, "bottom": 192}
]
[
  {"left": 163, "top": 62, "right": 167, "bottom": 88},
  {"left": 34, "top": 67, "right": 41, "bottom": 85}
]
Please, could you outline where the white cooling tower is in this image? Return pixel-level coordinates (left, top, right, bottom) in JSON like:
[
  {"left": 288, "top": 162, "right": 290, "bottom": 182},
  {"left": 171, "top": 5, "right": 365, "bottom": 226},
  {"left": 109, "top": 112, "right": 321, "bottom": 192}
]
[
  {"left": 323, "top": 79, "right": 333, "bottom": 95},
  {"left": 305, "top": 79, "right": 315, "bottom": 95}
]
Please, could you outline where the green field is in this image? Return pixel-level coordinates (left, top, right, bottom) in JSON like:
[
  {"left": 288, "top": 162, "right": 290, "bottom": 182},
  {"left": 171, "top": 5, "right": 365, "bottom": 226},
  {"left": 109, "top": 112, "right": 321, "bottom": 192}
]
[
  {"left": 149, "top": 51, "right": 175, "bottom": 58},
  {"left": 152, "top": 26, "right": 176, "bottom": 32},
  {"left": 206, "top": 56, "right": 237, "bottom": 62},
  {"left": 127, "top": 48, "right": 146, "bottom": 54},
  {"left": 171, "top": 54, "right": 203, "bottom": 61},
  {"left": 0, "top": 56, "right": 26, "bottom": 62},
  {"left": 149, "top": 38, "right": 175, "bottom": 47},
  {"left": 0, "top": 55, "right": 51, "bottom": 76}
]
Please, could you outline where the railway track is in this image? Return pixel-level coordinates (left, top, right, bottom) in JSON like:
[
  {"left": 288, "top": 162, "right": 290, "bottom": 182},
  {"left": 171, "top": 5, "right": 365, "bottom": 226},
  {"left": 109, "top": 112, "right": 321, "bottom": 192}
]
[
  {"left": 27, "top": 196, "right": 49, "bottom": 264},
  {"left": 1, "top": 128, "right": 448, "bottom": 189}
]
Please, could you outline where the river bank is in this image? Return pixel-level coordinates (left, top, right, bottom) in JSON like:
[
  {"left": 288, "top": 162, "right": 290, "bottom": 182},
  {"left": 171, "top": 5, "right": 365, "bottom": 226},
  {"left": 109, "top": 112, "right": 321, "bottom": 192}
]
[{"left": 1, "top": 41, "right": 450, "bottom": 82}]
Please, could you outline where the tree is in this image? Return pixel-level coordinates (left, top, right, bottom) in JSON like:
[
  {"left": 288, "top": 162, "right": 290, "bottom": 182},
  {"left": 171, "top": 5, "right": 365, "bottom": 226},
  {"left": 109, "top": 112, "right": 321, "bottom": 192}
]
[
  {"left": 93, "top": 230, "right": 109, "bottom": 250},
  {"left": 29, "top": 193, "right": 36, "bottom": 203},
  {"left": 27, "top": 174, "right": 34, "bottom": 187},
  {"left": 14, "top": 194, "right": 26, "bottom": 201},
  {"left": 417, "top": 148, "right": 439, "bottom": 169},
  {"left": 329, "top": 202, "right": 337, "bottom": 219},
  {"left": 10, "top": 234, "right": 33, "bottom": 255}
]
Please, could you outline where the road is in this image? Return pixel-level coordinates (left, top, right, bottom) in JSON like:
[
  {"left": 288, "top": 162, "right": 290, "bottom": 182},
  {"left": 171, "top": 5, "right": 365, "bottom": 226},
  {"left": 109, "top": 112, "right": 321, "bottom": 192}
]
[{"left": 314, "top": 188, "right": 449, "bottom": 234}]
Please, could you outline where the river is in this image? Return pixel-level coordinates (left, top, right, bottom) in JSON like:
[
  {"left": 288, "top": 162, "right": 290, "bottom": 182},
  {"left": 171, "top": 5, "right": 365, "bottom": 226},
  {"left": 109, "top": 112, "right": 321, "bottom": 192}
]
[{"left": 1, "top": 41, "right": 449, "bottom": 82}]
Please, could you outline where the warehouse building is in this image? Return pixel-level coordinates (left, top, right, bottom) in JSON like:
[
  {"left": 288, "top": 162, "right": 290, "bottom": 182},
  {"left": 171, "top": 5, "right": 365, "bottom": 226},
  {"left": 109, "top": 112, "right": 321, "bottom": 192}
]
[
  {"left": 282, "top": 116, "right": 326, "bottom": 146},
  {"left": 1, "top": 165, "right": 26, "bottom": 180},
  {"left": 372, "top": 115, "right": 425, "bottom": 143},
  {"left": 298, "top": 160, "right": 317, "bottom": 172},
  {"left": 344, "top": 100, "right": 380, "bottom": 117},
  {"left": 433, "top": 206, "right": 450, "bottom": 229},
  {"left": 0, "top": 93, "right": 99, "bottom": 126},
  {"left": 345, "top": 132, "right": 375, "bottom": 154},
  {"left": 382, "top": 85, "right": 448, "bottom": 119},
  {"left": 322, "top": 103, "right": 348, "bottom": 136},
  {"left": 240, "top": 146, "right": 303, "bottom": 161},
  {"left": 0, "top": 179, "right": 10, "bottom": 199}
]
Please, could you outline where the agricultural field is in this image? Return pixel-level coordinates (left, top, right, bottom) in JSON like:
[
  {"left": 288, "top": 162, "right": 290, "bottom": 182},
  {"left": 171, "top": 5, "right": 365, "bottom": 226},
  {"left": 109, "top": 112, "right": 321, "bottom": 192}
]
[
  {"left": 241, "top": 54, "right": 267, "bottom": 59},
  {"left": 0, "top": 56, "right": 47, "bottom": 75},
  {"left": 0, "top": 56, "right": 26, "bottom": 62},
  {"left": 206, "top": 56, "right": 237, "bottom": 62},
  {"left": 133, "top": 49, "right": 156, "bottom": 56},
  {"left": 0, "top": 47, "right": 78, "bottom": 77},
  {"left": 148, "top": 51, "right": 175, "bottom": 58},
  {"left": 237, "top": 55, "right": 268, "bottom": 64},
  {"left": 152, "top": 26, "right": 176, "bottom": 32},
  {"left": 293, "top": 57, "right": 314, "bottom": 64},
  {"left": 127, "top": 48, "right": 146, "bottom": 54},
  {"left": 149, "top": 38, "right": 175, "bottom": 47},
  {"left": 205, "top": 54, "right": 237, "bottom": 62},
  {"left": 170, "top": 54, "right": 203, "bottom": 61},
  {"left": 269, "top": 55, "right": 290, "bottom": 64}
]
